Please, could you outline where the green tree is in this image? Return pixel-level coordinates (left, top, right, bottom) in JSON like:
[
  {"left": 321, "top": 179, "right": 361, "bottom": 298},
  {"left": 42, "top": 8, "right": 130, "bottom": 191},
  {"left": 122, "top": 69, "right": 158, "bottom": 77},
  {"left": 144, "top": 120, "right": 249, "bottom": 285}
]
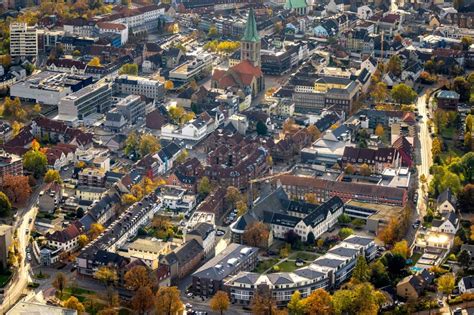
[
  {"left": 0, "top": 192, "right": 11, "bottom": 217},
  {"left": 44, "top": 169, "right": 62, "bottom": 183},
  {"left": 256, "top": 121, "right": 268, "bottom": 135},
  {"left": 139, "top": 134, "right": 160, "bottom": 157},
  {"left": 23, "top": 149, "right": 48, "bottom": 178},
  {"left": 369, "top": 260, "right": 390, "bottom": 288},
  {"left": 437, "top": 273, "right": 455, "bottom": 295},
  {"left": 458, "top": 250, "right": 470, "bottom": 268},
  {"left": 386, "top": 55, "right": 402, "bottom": 76},
  {"left": 391, "top": 83, "right": 417, "bottom": 105},
  {"left": 351, "top": 256, "right": 370, "bottom": 284},
  {"left": 338, "top": 213, "right": 352, "bottom": 224},
  {"left": 119, "top": 63, "right": 138, "bottom": 75},
  {"left": 287, "top": 290, "right": 304, "bottom": 315},
  {"left": 338, "top": 227, "right": 353, "bottom": 240},
  {"left": 124, "top": 131, "right": 139, "bottom": 157},
  {"left": 197, "top": 176, "right": 211, "bottom": 196}
]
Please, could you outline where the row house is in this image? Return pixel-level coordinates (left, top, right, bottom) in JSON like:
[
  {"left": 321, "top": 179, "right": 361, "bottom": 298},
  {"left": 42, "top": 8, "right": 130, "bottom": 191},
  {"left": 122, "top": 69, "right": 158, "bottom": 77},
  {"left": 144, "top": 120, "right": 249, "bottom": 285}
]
[{"left": 341, "top": 147, "right": 401, "bottom": 174}]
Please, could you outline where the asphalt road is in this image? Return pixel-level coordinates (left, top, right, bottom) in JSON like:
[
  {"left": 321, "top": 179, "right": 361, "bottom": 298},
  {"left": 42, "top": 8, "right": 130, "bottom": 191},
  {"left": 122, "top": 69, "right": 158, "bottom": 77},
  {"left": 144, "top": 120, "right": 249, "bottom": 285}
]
[
  {"left": 0, "top": 185, "right": 43, "bottom": 313},
  {"left": 415, "top": 88, "right": 433, "bottom": 218}
]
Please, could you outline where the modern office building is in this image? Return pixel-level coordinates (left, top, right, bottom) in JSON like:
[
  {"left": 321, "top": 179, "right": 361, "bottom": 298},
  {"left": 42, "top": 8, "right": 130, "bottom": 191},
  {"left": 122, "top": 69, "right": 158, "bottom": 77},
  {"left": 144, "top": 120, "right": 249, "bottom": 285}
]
[
  {"left": 115, "top": 94, "right": 146, "bottom": 125},
  {"left": 10, "top": 72, "right": 93, "bottom": 105},
  {"left": 114, "top": 75, "right": 164, "bottom": 100},
  {"left": 9, "top": 23, "right": 38, "bottom": 57},
  {"left": 0, "top": 151, "right": 23, "bottom": 179},
  {"left": 58, "top": 81, "right": 112, "bottom": 121}
]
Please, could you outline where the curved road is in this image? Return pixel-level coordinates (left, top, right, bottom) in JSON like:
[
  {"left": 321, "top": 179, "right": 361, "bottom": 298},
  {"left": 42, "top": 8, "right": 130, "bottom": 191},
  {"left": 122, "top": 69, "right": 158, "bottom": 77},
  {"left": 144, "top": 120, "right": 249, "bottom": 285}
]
[{"left": 0, "top": 187, "right": 41, "bottom": 313}]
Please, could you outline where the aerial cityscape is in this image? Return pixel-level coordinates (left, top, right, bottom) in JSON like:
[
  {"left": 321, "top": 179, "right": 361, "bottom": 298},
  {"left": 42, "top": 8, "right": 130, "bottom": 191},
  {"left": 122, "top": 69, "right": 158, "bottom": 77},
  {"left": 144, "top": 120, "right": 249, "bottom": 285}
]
[{"left": 0, "top": 0, "right": 472, "bottom": 314}]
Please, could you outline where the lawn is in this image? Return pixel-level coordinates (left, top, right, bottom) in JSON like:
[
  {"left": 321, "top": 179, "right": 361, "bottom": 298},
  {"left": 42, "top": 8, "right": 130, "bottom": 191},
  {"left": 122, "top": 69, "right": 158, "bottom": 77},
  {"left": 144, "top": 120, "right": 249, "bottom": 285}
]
[
  {"left": 409, "top": 252, "right": 422, "bottom": 266},
  {"left": 0, "top": 270, "right": 12, "bottom": 287},
  {"left": 253, "top": 258, "right": 279, "bottom": 273},
  {"left": 276, "top": 261, "right": 308, "bottom": 273},
  {"left": 59, "top": 287, "right": 96, "bottom": 303},
  {"left": 290, "top": 251, "right": 318, "bottom": 262}
]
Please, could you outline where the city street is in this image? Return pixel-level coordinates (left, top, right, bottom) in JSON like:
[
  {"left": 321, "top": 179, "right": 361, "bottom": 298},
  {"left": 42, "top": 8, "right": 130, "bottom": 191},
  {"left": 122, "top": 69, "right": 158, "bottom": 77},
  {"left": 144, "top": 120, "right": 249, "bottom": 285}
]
[
  {"left": 415, "top": 88, "right": 433, "bottom": 217},
  {"left": 0, "top": 186, "right": 42, "bottom": 313}
]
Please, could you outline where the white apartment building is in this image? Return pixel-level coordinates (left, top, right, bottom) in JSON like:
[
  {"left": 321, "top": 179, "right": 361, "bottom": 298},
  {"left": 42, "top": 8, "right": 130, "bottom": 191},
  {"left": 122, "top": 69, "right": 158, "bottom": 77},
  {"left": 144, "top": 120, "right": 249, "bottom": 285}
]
[
  {"left": 169, "top": 54, "right": 213, "bottom": 84},
  {"left": 103, "top": 4, "right": 165, "bottom": 34},
  {"left": 114, "top": 75, "right": 164, "bottom": 100},
  {"left": 10, "top": 23, "right": 38, "bottom": 57}
]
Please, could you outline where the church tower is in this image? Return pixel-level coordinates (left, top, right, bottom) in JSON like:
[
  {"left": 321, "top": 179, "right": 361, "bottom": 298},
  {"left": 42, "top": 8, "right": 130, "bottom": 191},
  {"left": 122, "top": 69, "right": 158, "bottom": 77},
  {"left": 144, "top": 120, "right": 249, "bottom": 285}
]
[{"left": 241, "top": 8, "right": 261, "bottom": 67}]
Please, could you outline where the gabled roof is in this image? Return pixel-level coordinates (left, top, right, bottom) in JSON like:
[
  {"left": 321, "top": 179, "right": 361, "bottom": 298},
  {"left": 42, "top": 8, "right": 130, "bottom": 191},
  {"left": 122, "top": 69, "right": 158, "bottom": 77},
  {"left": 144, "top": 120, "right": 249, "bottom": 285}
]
[
  {"left": 437, "top": 188, "right": 457, "bottom": 207},
  {"left": 461, "top": 276, "right": 474, "bottom": 290},
  {"left": 302, "top": 196, "right": 343, "bottom": 227}
]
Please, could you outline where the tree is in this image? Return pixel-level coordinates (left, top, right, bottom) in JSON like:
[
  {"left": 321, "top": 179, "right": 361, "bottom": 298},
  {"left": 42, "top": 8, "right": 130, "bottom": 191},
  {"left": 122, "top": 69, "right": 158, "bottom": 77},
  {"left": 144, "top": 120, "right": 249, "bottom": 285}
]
[
  {"left": 197, "top": 176, "right": 211, "bottom": 196},
  {"left": 369, "top": 260, "right": 390, "bottom": 288},
  {"left": 392, "top": 240, "right": 410, "bottom": 259},
  {"left": 208, "top": 26, "right": 218, "bottom": 38},
  {"left": 168, "top": 106, "right": 185, "bottom": 123},
  {"left": 301, "top": 288, "right": 333, "bottom": 315},
  {"left": 1, "top": 175, "right": 31, "bottom": 204},
  {"left": 351, "top": 256, "right": 369, "bottom": 284},
  {"left": 375, "top": 124, "right": 384, "bottom": 137},
  {"left": 359, "top": 163, "right": 371, "bottom": 176},
  {"left": 431, "top": 137, "right": 442, "bottom": 157},
  {"left": 124, "top": 265, "right": 152, "bottom": 290},
  {"left": 304, "top": 193, "right": 317, "bottom": 204},
  {"left": 64, "top": 296, "right": 85, "bottom": 313},
  {"left": 338, "top": 227, "right": 353, "bottom": 240},
  {"left": 371, "top": 81, "right": 388, "bottom": 103},
  {"left": 164, "top": 80, "right": 174, "bottom": 90},
  {"left": 391, "top": 83, "right": 417, "bottom": 105},
  {"left": 209, "top": 291, "right": 229, "bottom": 315},
  {"left": 338, "top": 213, "right": 351, "bottom": 224},
  {"left": 437, "top": 273, "right": 455, "bottom": 295},
  {"left": 458, "top": 249, "right": 470, "bottom": 268},
  {"left": 131, "top": 286, "right": 155, "bottom": 314},
  {"left": 251, "top": 293, "right": 282, "bottom": 315},
  {"left": 94, "top": 266, "right": 118, "bottom": 287},
  {"left": 44, "top": 169, "right": 62, "bottom": 183},
  {"left": 88, "top": 57, "right": 101, "bottom": 67},
  {"left": 90, "top": 223, "right": 105, "bottom": 239},
  {"left": 287, "top": 290, "right": 304, "bottom": 315},
  {"left": 243, "top": 222, "right": 269, "bottom": 248},
  {"left": 77, "top": 234, "right": 88, "bottom": 248},
  {"left": 175, "top": 149, "right": 189, "bottom": 164},
  {"left": 0, "top": 192, "right": 11, "bottom": 217},
  {"left": 33, "top": 103, "right": 42, "bottom": 114},
  {"left": 307, "top": 125, "right": 321, "bottom": 141},
  {"left": 119, "top": 63, "right": 138, "bottom": 75},
  {"left": 139, "top": 134, "right": 160, "bottom": 157},
  {"left": 122, "top": 193, "right": 138, "bottom": 205},
  {"left": 52, "top": 272, "right": 67, "bottom": 298},
  {"left": 439, "top": 171, "right": 462, "bottom": 195},
  {"left": 23, "top": 149, "right": 48, "bottom": 178},
  {"left": 283, "top": 118, "right": 296, "bottom": 134},
  {"left": 333, "top": 283, "right": 385, "bottom": 315},
  {"left": 453, "top": 76, "right": 470, "bottom": 102},
  {"left": 236, "top": 200, "right": 248, "bottom": 216},
  {"left": 256, "top": 121, "right": 268, "bottom": 135},
  {"left": 332, "top": 289, "right": 354, "bottom": 315},
  {"left": 386, "top": 55, "right": 402, "bottom": 76},
  {"left": 225, "top": 186, "right": 241, "bottom": 208},
  {"left": 385, "top": 252, "right": 406, "bottom": 275},
  {"left": 11, "top": 121, "right": 22, "bottom": 136},
  {"left": 155, "top": 286, "right": 183, "bottom": 315},
  {"left": 458, "top": 184, "right": 474, "bottom": 213},
  {"left": 344, "top": 164, "right": 355, "bottom": 175}
]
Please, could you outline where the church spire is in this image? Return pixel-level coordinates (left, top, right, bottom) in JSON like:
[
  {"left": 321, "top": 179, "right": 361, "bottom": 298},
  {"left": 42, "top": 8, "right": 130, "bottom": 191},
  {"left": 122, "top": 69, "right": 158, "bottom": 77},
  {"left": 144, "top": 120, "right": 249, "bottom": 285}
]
[{"left": 242, "top": 8, "right": 260, "bottom": 42}]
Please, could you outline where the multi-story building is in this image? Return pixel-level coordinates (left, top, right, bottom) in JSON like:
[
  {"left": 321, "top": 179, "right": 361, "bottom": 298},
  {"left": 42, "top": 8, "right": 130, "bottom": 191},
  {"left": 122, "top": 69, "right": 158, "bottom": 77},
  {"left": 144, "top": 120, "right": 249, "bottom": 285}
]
[
  {"left": 58, "top": 81, "right": 112, "bottom": 122},
  {"left": 160, "top": 239, "right": 204, "bottom": 282},
  {"left": 115, "top": 94, "right": 146, "bottom": 125},
  {"left": 341, "top": 147, "right": 402, "bottom": 174},
  {"left": 9, "top": 23, "right": 38, "bottom": 57},
  {"left": 78, "top": 168, "right": 106, "bottom": 187},
  {"left": 0, "top": 151, "right": 23, "bottom": 179},
  {"left": 46, "top": 221, "right": 83, "bottom": 254},
  {"left": 114, "top": 75, "right": 164, "bottom": 100},
  {"left": 276, "top": 174, "right": 407, "bottom": 206},
  {"left": 99, "top": 4, "right": 165, "bottom": 34},
  {"left": 0, "top": 225, "right": 12, "bottom": 269},
  {"left": 185, "top": 222, "right": 216, "bottom": 258},
  {"left": 225, "top": 235, "right": 376, "bottom": 306},
  {"left": 169, "top": 55, "right": 213, "bottom": 84},
  {"left": 192, "top": 244, "right": 258, "bottom": 298},
  {"left": 10, "top": 72, "right": 93, "bottom": 105}
]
